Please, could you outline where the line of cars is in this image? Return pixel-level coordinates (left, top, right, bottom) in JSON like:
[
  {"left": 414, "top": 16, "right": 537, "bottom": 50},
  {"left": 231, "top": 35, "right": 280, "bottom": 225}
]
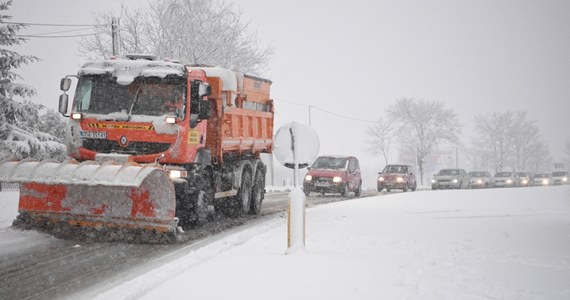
[
  {"left": 301, "top": 154, "right": 568, "bottom": 197},
  {"left": 431, "top": 169, "right": 569, "bottom": 189}
]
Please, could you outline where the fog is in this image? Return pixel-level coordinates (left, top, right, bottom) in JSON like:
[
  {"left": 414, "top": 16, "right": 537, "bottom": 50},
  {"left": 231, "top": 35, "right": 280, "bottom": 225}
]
[{"left": 10, "top": 0, "right": 570, "bottom": 187}]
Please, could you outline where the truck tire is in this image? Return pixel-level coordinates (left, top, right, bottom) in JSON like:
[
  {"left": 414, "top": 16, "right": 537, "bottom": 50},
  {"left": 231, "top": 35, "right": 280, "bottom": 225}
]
[
  {"left": 190, "top": 190, "right": 209, "bottom": 227},
  {"left": 236, "top": 170, "right": 252, "bottom": 215},
  {"left": 250, "top": 170, "right": 265, "bottom": 215}
]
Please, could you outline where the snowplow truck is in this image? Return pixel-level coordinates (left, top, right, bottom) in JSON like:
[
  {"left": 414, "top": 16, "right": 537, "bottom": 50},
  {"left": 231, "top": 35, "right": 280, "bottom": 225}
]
[{"left": 0, "top": 55, "right": 273, "bottom": 241}]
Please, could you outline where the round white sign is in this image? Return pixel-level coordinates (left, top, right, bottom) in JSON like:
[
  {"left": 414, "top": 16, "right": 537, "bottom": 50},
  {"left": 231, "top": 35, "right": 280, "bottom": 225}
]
[{"left": 274, "top": 121, "right": 319, "bottom": 169}]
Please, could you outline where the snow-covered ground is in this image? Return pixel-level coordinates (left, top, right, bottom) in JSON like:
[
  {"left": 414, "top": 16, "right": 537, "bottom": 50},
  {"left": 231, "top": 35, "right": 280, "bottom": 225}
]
[{"left": 2, "top": 186, "right": 570, "bottom": 299}]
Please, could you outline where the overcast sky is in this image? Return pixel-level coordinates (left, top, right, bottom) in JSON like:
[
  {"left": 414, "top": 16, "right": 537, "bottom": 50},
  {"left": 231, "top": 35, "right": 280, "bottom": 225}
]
[{"left": 9, "top": 0, "right": 570, "bottom": 179}]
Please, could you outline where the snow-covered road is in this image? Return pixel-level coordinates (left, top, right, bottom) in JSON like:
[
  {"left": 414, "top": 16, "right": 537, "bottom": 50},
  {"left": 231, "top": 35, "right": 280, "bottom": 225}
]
[{"left": 1, "top": 186, "right": 569, "bottom": 299}]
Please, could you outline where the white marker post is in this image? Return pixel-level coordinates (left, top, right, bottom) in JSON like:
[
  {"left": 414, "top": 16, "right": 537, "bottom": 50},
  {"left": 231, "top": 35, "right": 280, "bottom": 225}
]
[{"left": 273, "top": 122, "right": 319, "bottom": 255}]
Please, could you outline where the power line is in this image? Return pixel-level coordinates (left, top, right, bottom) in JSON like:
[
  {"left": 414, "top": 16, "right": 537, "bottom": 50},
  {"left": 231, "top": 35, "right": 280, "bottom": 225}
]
[
  {"left": 16, "top": 33, "right": 98, "bottom": 38},
  {"left": 25, "top": 27, "right": 96, "bottom": 36},
  {"left": 3, "top": 21, "right": 103, "bottom": 27},
  {"left": 280, "top": 99, "right": 375, "bottom": 124}
]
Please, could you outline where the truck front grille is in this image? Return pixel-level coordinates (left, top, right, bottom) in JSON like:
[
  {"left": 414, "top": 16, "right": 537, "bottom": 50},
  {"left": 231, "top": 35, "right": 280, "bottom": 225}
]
[{"left": 81, "top": 139, "right": 171, "bottom": 155}]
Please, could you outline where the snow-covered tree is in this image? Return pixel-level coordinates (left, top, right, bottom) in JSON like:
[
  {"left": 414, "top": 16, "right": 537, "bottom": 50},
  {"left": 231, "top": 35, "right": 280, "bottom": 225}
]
[
  {"left": 0, "top": 1, "right": 66, "bottom": 161},
  {"left": 79, "top": 0, "right": 273, "bottom": 75},
  {"left": 387, "top": 98, "right": 461, "bottom": 184},
  {"left": 366, "top": 116, "right": 396, "bottom": 166}
]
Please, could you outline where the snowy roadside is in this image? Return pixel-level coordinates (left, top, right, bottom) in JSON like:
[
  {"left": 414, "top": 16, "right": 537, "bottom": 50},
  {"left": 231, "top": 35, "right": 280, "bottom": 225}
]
[
  {"left": 91, "top": 186, "right": 570, "bottom": 300},
  {"left": 0, "top": 190, "right": 18, "bottom": 229}
]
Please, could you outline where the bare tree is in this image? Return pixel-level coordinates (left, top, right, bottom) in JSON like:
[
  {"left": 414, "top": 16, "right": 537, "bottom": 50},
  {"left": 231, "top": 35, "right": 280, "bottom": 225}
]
[
  {"left": 387, "top": 98, "right": 461, "bottom": 185},
  {"left": 79, "top": 0, "right": 272, "bottom": 75},
  {"left": 365, "top": 116, "right": 396, "bottom": 166},
  {"left": 473, "top": 110, "right": 550, "bottom": 173},
  {"left": 473, "top": 111, "right": 516, "bottom": 172}
]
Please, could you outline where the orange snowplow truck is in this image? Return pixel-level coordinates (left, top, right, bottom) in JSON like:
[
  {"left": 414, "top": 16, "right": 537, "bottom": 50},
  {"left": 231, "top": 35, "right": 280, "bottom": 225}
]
[{"left": 0, "top": 55, "right": 273, "bottom": 241}]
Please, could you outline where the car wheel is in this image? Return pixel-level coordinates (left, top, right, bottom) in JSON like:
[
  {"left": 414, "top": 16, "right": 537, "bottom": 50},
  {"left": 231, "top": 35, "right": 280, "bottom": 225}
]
[
  {"left": 354, "top": 183, "right": 362, "bottom": 197},
  {"left": 340, "top": 184, "right": 349, "bottom": 197},
  {"left": 386, "top": 188, "right": 391, "bottom": 192},
  {"left": 411, "top": 184, "right": 416, "bottom": 192},
  {"left": 403, "top": 184, "right": 408, "bottom": 192}
]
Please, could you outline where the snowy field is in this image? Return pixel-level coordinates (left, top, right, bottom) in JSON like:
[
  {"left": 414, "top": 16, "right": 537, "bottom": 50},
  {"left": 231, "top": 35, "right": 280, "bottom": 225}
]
[{"left": 1, "top": 186, "right": 570, "bottom": 299}]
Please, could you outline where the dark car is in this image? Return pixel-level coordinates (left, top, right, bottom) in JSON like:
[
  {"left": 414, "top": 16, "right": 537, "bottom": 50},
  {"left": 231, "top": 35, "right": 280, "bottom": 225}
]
[
  {"left": 377, "top": 164, "right": 417, "bottom": 192},
  {"left": 531, "top": 173, "right": 552, "bottom": 186},
  {"left": 552, "top": 171, "right": 569, "bottom": 185},
  {"left": 431, "top": 168, "right": 468, "bottom": 190},
  {"left": 468, "top": 171, "right": 492, "bottom": 189},
  {"left": 303, "top": 156, "right": 362, "bottom": 197}
]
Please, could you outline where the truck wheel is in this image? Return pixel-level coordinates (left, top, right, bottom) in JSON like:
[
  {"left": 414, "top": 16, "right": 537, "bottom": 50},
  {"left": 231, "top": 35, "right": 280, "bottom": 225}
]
[
  {"left": 189, "top": 190, "right": 209, "bottom": 227},
  {"left": 250, "top": 170, "right": 264, "bottom": 215},
  {"left": 237, "top": 170, "right": 252, "bottom": 215}
]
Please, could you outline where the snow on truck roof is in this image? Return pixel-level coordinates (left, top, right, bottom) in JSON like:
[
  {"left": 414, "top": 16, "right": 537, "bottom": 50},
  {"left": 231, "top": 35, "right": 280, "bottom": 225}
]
[{"left": 79, "top": 58, "right": 270, "bottom": 92}]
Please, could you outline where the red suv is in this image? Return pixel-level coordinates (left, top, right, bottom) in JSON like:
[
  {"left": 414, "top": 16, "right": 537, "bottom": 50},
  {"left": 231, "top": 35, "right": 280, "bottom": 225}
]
[
  {"left": 303, "top": 156, "right": 362, "bottom": 197},
  {"left": 377, "top": 164, "right": 417, "bottom": 192}
]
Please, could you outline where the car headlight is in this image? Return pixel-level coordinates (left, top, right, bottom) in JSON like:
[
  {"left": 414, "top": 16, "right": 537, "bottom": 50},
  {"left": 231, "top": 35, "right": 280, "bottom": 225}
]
[
  {"left": 305, "top": 175, "right": 312, "bottom": 181},
  {"left": 168, "top": 170, "right": 188, "bottom": 179},
  {"left": 521, "top": 179, "right": 528, "bottom": 184},
  {"left": 477, "top": 179, "right": 482, "bottom": 184},
  {"left": 542, "top": 179, "right": 549, "bottom": 185},
  {"left": 563, "top": 177, "right": 568, "bottom": 182},
  {"left": 506, "top": 179, "right": 512, "bottom": 184},
  {"left": 452, "top": 179, "right": 458, "bottom": 183},
  {"left": 431, "top": 179, "right": 436, "bottom": 183},
  {"left": 396, "top": 177, "right": 403, "bottom": 182},
  {"left": 333, "top": 176, "right": 343, "bottom": 183},
  {"left": 378, "top": 176, "right": 385, "bottom": 182}
]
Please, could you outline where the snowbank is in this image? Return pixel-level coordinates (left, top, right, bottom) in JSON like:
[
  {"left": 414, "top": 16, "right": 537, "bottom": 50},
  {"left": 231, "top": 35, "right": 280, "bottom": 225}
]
[
  {"left": 0, "top": 190, "right": 18, "bottom": 229},
  {"left": 94, "top": 186, "right": 570, "bottom": 300}
]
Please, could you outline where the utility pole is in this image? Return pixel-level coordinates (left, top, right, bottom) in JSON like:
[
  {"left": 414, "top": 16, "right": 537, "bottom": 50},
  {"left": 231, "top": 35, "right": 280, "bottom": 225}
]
[
  {"left": 111, "top": 17, "right": 120, "bottom": 56},
  {"left": 308, "top": 105, "right": 312, "bottom": 126}
]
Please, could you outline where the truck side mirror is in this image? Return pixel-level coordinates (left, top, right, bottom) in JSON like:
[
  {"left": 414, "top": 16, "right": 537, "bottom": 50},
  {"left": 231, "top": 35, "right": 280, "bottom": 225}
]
[
  {"left": 199, "top": 83, "right": 211, "bottom": 97},
  {"left": 59, "top": 94, "right": 69, "bottom": 116},
  {"left": 60, "top": 78, "right": 72, "bottom": 91}
]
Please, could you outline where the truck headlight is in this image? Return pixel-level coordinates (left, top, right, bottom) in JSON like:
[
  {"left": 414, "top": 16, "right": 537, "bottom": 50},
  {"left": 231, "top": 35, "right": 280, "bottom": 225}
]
[
  {"left": 333, "top": 176, "right": 343, "bottom": 183},
  {"left": 168, "top": 170, "right": 188, "bottom": 179},
  {"left": 305, "top": 175, "right": 312, "bottom": 181}
]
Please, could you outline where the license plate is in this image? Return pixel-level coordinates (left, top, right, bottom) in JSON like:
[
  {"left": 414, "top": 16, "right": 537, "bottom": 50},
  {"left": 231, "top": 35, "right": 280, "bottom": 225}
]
[
  {"left": 80, "top": 131, "right": 107, "bottom": 139},
  {"left": 315, "top": 182, "right": 330, "bottom": 187}
]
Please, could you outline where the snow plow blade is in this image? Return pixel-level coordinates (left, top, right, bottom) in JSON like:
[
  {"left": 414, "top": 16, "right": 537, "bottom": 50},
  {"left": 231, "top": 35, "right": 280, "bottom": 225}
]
[{"left": 0, "top": 160, "right": 178, "bottom": 242}]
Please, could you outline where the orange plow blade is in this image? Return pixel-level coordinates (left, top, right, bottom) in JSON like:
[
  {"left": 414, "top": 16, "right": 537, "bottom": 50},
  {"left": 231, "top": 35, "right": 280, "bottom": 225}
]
[{"left": 0, "top": 160, "right": 178, "bottom": 241}]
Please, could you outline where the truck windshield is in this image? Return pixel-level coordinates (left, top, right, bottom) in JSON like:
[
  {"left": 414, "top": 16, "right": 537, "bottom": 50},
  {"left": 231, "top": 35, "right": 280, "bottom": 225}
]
[
  {"left": 311, "top": 157, "right": 347, "bottom": 170},
  {"left": 73, "top": 75, "right": 186, "bottom": 119}
]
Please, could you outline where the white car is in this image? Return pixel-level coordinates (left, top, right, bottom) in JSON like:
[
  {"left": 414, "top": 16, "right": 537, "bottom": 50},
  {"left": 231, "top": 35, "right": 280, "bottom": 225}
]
[
  {"left": 531, "top": 173, "right": 552, "bottom": 186},
  {"left": 493, "top": 171, "right": 516, "bottom": 188},
  {"left": 552, "top": 171, "right": 569, "bottom": 185}
]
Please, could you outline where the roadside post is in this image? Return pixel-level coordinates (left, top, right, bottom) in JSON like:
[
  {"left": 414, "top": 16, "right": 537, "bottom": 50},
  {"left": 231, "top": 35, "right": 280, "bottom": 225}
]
[{"left": 273, "top": 121, "right": 319, "bottom": 254}]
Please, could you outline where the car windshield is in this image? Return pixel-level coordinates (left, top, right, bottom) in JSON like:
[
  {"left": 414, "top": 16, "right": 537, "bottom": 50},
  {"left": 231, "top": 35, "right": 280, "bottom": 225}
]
[
  {"left": 311, "top": 157, "right": 347, "bottom": 170},
  {"left": 552, "top": 171, "right": 568, "bottom": 176},
  {"left": 383, "top": 165, "right": 408, "bottom": 174},
  {"left": 517, "top": 172, "right": 528, "bottom": 177},
  {"left": 469, "top": 172, "right": 486, "bottom": 177},
  {"left": 73, "top": 74, "right": 186, "bottom": 119},
  {"left": 438, "top": 169, "right": 459, "bottom": 175},
  {"left": 534, "top": 174, "right": 548, "bottom": 178},
  {"left": 495, "top": 172, "right": 512, "bottom": 177}
]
